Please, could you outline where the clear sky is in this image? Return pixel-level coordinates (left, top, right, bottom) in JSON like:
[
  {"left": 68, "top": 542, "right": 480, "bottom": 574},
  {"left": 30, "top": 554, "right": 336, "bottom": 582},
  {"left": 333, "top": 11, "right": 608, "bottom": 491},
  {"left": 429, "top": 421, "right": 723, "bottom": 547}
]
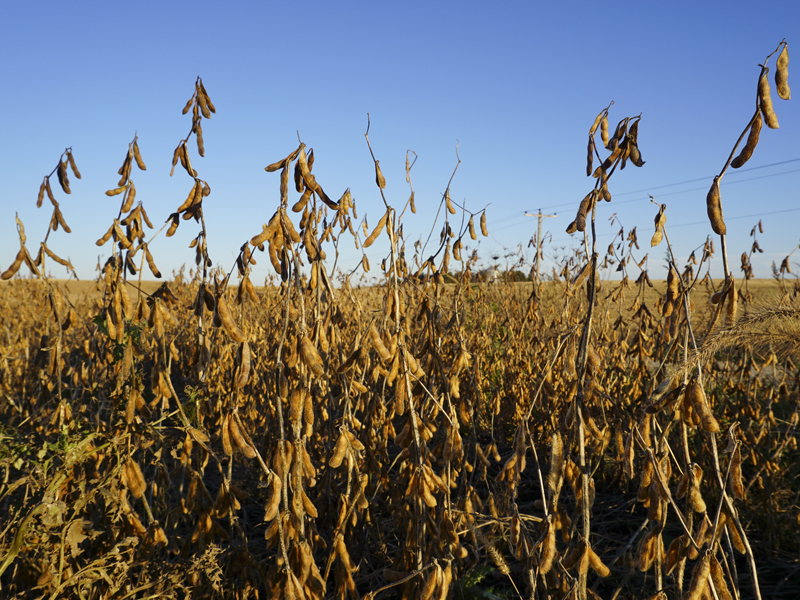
[{"left": 1, "top": 1, "right": 798, "bottom": 285}]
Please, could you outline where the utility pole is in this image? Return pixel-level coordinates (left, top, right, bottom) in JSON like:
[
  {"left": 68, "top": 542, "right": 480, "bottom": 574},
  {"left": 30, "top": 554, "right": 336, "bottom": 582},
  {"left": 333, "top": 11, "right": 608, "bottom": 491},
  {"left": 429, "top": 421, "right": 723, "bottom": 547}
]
[{"left": 525, "top": 209, "right": 557, "bottom": 289}]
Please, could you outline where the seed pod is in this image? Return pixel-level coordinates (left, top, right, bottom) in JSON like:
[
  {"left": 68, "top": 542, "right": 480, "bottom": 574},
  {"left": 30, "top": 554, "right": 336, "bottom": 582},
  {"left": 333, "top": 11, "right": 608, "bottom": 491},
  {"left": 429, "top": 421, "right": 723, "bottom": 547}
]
[
  {"left": 300, "top": 335, "right": 324, "bottom": 376},
  {"left": 687, "top": 379, "right": 719, "bottom": 433},
  {"left": 329, "top": 431, "right": 348, "bottom": 468},
  {"left": 263, "top": 473, "right": 282, "bottom": 521},
  {"left": 364, "top": 209, "right": 389, "bottom": 248},
  {"left": 124, "top": 459, "right": 147, "bottom": 499},
  {"left": 586, "top": 136, "right": 594, "bottom": 176},
  {"left": 468, "top": 216, "right": 477, "bottom": 240},
  {"left": 120, "top": 182, "right": 136, "bottom": 213},
  {"left": 236, "top": 342, "right": 251, "bottom": 388},
  {"left": 758, "top": 69, "right": 780, "bottom": 129},
  {"left": 221, "top": 414, "right": 233, "bottom": 456},
  {"left": 706, "top": 177, "right": 726, "bottom": 235},
  {"left": 106, "top": 185, "right": 126, "bottom": 197},
  {"left": 375, "top": 160, "right": 386, "bottom": 189},
  {"left": 710, "top": 555, "right": 733, "bottom": 600},
  {"left": 133, "top": 139, "right": 146, "bottom": 170},
  {"left": 228, "top": 416, "right": 256, "bottom": 458},
  {"left": 600, "top": 114, "right": 609, "bottom": 147},
  {"left": 685, "top": 552, "right": 711, "bottom": 600},
  {"left": 196, "top": 120, "right": 205, "bottom": 156},
  {"left": 67, "top": 150, "right": 81, "bottom": 179},
  {"left": 480, "top": 212, "right": 488, "bottom": 236},
  {"left": 215, "top": 293, "right": 247, "bottom": 343},
  {"left": 36, "top": 181, "right": 46, "bottom": 208},
  {"left": 539, "top": 517, "right": 557, "bottom": 574},
  {"left": 166, "top": 213, "right": 180, "bottom": 237},
  {"left": 731, "top": 112, "right": 762, "bottom": 168},
  {"left": 776, "top": 43, "right": 790, "bottom": 100},
  {"left": 1, "top": 248, "right": 25, "bottom": 280},
  {"left": 369, "top": 323, "right": 391, "bottom": 360},
  {"left": 445, "top": 189, "right": 455, "bottom": 214},
  {"left": 57, "top": 160, "right": 71, "bottom": 194},
  {"left": 587, "top": 545, "right": 610, "bottom": 577}
]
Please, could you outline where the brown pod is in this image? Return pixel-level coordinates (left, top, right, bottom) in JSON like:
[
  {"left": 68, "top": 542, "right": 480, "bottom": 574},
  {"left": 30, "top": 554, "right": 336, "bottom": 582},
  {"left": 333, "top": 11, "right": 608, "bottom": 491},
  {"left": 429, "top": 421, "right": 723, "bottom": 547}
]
[
  {"left": 236, "top": 342, "right": 251, "bottom": 388},
  {"left": 299, "top": 335, "right": 324, "bottom": 376},
  {"left": 216, "top": 293, "right": 247, "bottom": 343},
  {"left": 67, "top": 150, "right": 81, "bottom": 179},
  {"left": 600, "top": 114, "right": 609, "bottom": 147},
  {"left": 364, "top": 209, "right": 388, "bottom": 248},
  {"left": 480, "top": 212, "right": 488, "bottom": 236},
  {"left": 124, "top": 459, "right": 147, "bottom": 499},
  {"left": 228, "top": 416, "right": 256, "bottom": 458},
  {"left": 706, "top": 177, "right": 726, "bottom": 235},
  {"left": 121, "top": 182, "right": 136, "bottom": 213},
  {"left": 375, "top": 160, "right": 386, "bottom": 189},
  {"left": 221, "top": 414, "right": 233, "bottom": 456},
  {"left": 758, "top": 69, "right": 780, "bottom": 129},
  {"left": 731, "top": 112, "right": 762, "bottom": 168},
  {"left": 776, "top": 44, "right": 790, "bottom": 100},
  {"left": 685, "top": 552, "right": 711, "bottom": 600},
  {"left": 445, "top": 188, "right": 455, "bottom": 214},
  {"left": 1, "top": 248, "right": 25, "bottom": 280},
  {"left": 133, "top": 139, "right": 146, "bottom": 170},
  {"left": 587, "top": 545, "right": 610, "bottom": 577},
  {"left": 57, "top": 160, "right": 71, "bottom": 194},
  {"left": 586, "top": 135, "right": 594, "bottom": 176},
  {"left": 369, "top": 323, "right": 391, "bottom": 360},
  {"left": 468, "top": 216, "right": 477, "bottom": 240}
]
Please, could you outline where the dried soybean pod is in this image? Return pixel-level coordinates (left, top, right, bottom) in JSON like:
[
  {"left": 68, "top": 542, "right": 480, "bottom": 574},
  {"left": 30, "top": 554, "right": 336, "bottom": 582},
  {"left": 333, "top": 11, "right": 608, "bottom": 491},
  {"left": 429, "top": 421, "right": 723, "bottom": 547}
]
[
  {"left": 480, "top": 212, "right": 488, "bottom": 236},
  {"left": 587, "top": 545, "right": 610, "bottom": 577},
  {"left": 57, "top": 160, "right": 71, "bottom": 194},
  {"left": 409, "top": 191, "right": 416, "bottom": 213},
  {"left": 196, "top": 120, "right": 205, "bottom": 157},
  {"left": 586, "top": 136, "right": 594, "bottom": 176},
  {"left": 236, "top": 342, "right": 251, "bottom": 388},
  {"left": 166, "top": 213, "right": 180, "bottom": 237},
  {"left": 706, "top": 176, "right": 726, "bottom": 235},
  {"left": 198, "top": 79, "right": 215, "bottom": 112},
  {"left": 133, "top": 139, "right": 146, "bottom": 170},
  {"left": 37, "top": 181, "right": 46, "bottom": 208},
  {"left": 216, "top": 293, "right": 247, "bottom": 343},
  {"left": 221, "top": 414, "right": 233, "bottom": 456},
  {"left": 710, "top": 555, "right": 733, "bottom": 600},
  {"left": 758, "top": 69, "right": 779, "bottom": 129},
  {"left": 121, "top": 182, "right": 136, "bottom": 213},
  {"left": 329, "top": 431, "right": 348, "bottom": 468},
  {"left": 364, "top": 209, "right": 388, "bottom": 248},
  {"left": 54, "top": 207, "right": 71, "bottom": 233},
  {"left": 45, "top": 177, "right": 57, "bottom": 206},
  {"left": 369, "top": 323, "right": 391, "bottom": 360},
  {"left": 445, "top": 189, "right": 455, "bottom": 214},
  {"left": 300, "top": 335, "right": 324, "bottom": 376},
  {"left": 375, "top": 160, "right": 386, "bottom": 189},
  {"left": 125, "top": 459, "right": 147, "bottom": 499},
  {"left": 776, "top": 43, "right": 790, "bottom": 100},
  {"left": 600, "top": 113, "right": 609, "bottom": 147},
  {"left": 106, "top": 185, "right": 126, "bottom": 197},
  {"left": 589, "top": 109, "right": 604, "bottom": 135},
  {"left": 731, "top": 112, "right": 762, "bottom": 168},
  {"left": 468, "top": 216, "right": 477, "bottom": 240},
  {"left": 685, "top": 552, "right": 711, "bottom": 600},
  {"left": 67, "top": 150, "right": 81, "bottom": 179},
  {"left": 539, "top": 517, "right": 557, "bottom": 574},
  {"left": 1, "top": 248, "right": 25, "bottom": 280},
  {"left": 229, "top": 416, "right": 256, "bottom": 458}
]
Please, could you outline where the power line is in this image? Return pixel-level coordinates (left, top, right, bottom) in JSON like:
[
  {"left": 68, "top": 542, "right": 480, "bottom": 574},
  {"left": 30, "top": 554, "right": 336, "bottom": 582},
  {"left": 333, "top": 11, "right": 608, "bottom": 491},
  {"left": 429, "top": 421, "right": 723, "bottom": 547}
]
[{"left": 487, "top": 163, "right": 800, "bottom": 233}]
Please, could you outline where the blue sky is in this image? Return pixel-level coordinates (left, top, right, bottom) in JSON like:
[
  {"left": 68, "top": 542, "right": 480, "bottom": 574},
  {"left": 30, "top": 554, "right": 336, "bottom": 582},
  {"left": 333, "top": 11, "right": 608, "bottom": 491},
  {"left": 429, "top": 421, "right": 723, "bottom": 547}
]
[{"left": 1, "top": 1, "right": 798, "bottom": 284}]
